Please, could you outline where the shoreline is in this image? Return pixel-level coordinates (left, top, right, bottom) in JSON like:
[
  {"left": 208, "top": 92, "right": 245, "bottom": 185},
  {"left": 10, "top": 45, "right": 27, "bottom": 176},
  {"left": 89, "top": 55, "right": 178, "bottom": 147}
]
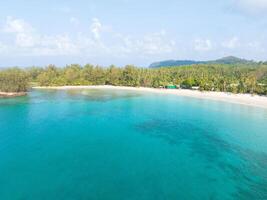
[
  {"left": 33, "top": 85, "right": 267, "bottom": 109},
  {"left": 0, "top": 92, "right": 27, "bottom": 98}
]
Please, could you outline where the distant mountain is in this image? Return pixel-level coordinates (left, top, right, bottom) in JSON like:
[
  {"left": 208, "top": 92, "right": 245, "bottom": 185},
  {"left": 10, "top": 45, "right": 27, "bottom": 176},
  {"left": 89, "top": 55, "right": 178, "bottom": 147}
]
[
  {"left": 149, "top": 56, "right": 255, "bottom": 68},
  {"left": 149, "top": 60, "right": 205, "bottom": 68},
  {"left": 211, "top": 56, "right": 254, "bottom": 65}
]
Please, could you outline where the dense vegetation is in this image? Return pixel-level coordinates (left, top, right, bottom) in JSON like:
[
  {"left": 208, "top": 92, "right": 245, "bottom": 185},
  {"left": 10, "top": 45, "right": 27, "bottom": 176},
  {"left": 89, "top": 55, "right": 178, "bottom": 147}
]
[
  {"left": 0, "top": 68, "right": 28, "bottom": 93},
  {"left": 1, "top": 63, "right": 267, "bottom": 95}
]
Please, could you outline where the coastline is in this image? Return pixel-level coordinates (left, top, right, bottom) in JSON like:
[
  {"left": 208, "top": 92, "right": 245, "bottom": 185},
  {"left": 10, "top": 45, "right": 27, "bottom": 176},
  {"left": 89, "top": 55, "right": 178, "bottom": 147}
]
[
  {"left": 0, "top": 92, "right": 27, "bottom": 98},
  {"left": 33, "top": 85, "right": 267, "bottom": 109}
]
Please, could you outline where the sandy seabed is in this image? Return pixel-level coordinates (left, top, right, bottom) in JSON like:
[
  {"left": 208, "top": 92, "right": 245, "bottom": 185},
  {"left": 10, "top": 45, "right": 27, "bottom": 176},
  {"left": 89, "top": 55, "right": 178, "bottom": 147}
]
[{"left": 33, "top": 85, "right": 267, "bottom": 109}]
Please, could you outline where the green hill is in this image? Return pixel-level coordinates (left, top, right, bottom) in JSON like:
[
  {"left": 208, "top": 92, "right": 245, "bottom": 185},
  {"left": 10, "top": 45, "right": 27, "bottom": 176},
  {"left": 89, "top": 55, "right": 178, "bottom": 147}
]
[{"left": 149, "top": 56, "right": 255, "bottom": 68}]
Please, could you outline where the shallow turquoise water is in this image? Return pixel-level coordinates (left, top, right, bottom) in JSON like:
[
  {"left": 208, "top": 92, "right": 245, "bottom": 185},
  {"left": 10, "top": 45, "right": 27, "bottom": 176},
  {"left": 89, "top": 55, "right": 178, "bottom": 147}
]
[{"left": 1, "top": 89, "right": 267, "bottom": 200}]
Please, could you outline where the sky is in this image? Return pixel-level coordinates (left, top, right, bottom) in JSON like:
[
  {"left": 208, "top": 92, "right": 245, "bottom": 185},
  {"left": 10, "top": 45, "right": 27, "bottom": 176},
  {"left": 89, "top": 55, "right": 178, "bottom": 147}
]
[{"left": 0, "top": 0, "right": 267, "bottom": 67}]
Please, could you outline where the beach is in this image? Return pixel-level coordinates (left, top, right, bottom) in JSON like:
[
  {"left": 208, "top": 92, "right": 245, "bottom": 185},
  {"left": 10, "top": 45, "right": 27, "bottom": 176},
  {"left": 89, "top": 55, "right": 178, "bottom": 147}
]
[
  {"left": 32, "top": 85, "right": 267, "bottom": 109},
  {"left": 0, "top": 92, "right": 27, "bottom": 98}
]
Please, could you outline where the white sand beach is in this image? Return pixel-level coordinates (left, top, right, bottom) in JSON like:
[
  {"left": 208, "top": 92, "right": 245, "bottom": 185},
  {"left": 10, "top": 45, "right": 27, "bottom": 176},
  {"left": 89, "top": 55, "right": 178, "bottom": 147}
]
[
  {"left": 33, "top": 85, "right": 267, "bottom": 109},
  {"left": 0, "top": 92, "right": 27, "bottom": 98}
]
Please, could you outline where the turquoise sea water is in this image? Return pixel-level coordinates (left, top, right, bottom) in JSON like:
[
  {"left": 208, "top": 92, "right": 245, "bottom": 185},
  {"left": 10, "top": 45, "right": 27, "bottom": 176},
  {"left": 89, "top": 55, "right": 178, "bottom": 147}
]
[{"left": 1, "top": 89, "right": 267, "bottom": 200}]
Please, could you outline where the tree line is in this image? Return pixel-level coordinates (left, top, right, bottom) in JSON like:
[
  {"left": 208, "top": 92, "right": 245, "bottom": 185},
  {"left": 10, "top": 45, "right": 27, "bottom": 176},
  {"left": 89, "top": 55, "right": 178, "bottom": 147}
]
[
  {"left": 0, "top": 68, "right": 28, "bottom": 93},
  {"left": 1, "top": 63, "right": 267, "bottom": 95}
]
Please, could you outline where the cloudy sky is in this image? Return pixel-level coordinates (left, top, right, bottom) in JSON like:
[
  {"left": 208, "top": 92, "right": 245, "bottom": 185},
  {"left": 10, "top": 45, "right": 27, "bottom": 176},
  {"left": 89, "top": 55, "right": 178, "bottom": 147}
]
[{"left": 0, "top": 0, "right": 267, "bottom": 67}]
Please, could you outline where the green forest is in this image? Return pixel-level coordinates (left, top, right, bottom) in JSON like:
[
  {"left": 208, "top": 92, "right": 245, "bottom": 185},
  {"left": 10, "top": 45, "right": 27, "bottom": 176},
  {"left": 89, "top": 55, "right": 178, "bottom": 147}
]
[
  {"left": 1, "top": 63, "right": 267, "bottom": 95},
  {"left": 0, "top": 68, "right": 28, "bottom": 93}
]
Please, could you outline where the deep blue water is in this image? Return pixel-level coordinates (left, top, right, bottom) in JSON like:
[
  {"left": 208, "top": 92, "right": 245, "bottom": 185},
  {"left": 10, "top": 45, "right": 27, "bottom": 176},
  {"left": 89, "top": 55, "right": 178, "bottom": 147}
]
[{"left": 1, "top": 89, "right": 267, "bottom": 200}]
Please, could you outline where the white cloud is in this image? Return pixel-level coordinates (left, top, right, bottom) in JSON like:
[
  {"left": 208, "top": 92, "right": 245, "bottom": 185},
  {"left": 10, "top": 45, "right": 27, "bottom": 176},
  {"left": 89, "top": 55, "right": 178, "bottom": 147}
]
[
  {"left": 1, "top": 16, "right": 177, "bottom": 58},
  {"left": 90, "top": 18, "right": 102, "bottom": 40},
  {"left": 70, "top": 17, "right": 80, "bottom": 25},
  {"left": 1, "top": 17, "right": 79, "bottom": 56},
  {"left": 4, "top": 16, "right": 264, "bottom": 62},
  {"left": 3, "top": 16, "right": 37, "bottom": 48},
  {"left": 15, "top": 33, "right": 36, "bottom": 47},
  {"left": 194, "top": 39, "right": 213, "bottom": 51},
  {"left": 234, "top": 0, "right": 267, "bottom": 13},
  {"left": 247, "top": 41, "right": 266, "bottom": 53},
  {"left": 36, "top": 35, "right": 79, "bottom": 56},
  {"left": 121, "top": 30, "right": 176, "bottom": 55},
  {"left": 222, "top": 37, "right": 239, "bottom": 49},
  {"left": 4, "top": 16, "right": 34, "bottom": 33}
]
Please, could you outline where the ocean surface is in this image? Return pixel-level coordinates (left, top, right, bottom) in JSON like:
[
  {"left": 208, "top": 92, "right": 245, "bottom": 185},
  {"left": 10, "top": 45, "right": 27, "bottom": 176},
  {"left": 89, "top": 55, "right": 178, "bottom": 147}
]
[{"left": 1, "top": 89, "right": 267, "bottom": 200}]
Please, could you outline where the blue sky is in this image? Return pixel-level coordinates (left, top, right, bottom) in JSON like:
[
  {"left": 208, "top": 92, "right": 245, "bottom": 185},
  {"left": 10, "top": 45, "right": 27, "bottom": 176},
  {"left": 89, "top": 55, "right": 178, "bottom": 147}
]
[{"left": 0, "top": 0, "right": 267, "bottom": 67}]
